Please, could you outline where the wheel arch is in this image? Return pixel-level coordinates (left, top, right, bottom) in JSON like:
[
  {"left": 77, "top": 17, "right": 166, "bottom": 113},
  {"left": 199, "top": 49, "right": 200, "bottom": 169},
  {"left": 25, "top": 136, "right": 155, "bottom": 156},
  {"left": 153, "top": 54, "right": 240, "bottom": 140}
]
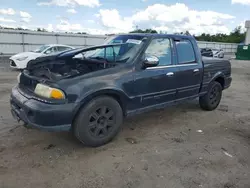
[
  {"left": 210, "top": 72, "right": 225, "bottom": 89},
  {"left": 72, "top": 89, "right": 129, "bottom": 124}
]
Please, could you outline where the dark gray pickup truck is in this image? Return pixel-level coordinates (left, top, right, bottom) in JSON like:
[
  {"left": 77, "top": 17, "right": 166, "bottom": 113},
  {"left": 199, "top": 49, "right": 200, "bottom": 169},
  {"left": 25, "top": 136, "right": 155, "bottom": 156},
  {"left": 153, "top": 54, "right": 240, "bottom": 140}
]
[{"left": 10, "top": 34, "right": 232, "bottom": 147}]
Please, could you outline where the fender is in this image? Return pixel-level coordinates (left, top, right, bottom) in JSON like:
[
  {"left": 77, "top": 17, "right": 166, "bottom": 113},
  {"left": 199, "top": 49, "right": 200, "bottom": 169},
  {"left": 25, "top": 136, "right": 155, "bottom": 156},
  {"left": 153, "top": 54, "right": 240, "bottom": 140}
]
[
  {"left": 200, "top": 71, "right": 225, "bottom": 95},
  {"left": 72, "top": 88, "right": 131, "bottom": 118},
  {"left": 209, "top": 71, "right": 225, "bottom": 84}
]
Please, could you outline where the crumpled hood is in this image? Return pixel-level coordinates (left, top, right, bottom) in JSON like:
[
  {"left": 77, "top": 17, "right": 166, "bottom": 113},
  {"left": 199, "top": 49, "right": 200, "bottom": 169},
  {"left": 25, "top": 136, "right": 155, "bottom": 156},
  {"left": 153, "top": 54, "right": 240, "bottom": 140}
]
[{"left": 10, "top": 52, "right": 42, "bottom": 60}]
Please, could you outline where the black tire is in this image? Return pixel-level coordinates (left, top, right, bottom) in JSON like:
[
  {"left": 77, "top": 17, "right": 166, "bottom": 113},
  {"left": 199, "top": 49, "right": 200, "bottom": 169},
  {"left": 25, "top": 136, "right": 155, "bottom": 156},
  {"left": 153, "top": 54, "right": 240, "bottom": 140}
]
[
  {"left": 199, "top": 81, "right": 222, "bottom": 111},
  {"left": 74, "top": 96, "right": 123, "bottom": 147}
]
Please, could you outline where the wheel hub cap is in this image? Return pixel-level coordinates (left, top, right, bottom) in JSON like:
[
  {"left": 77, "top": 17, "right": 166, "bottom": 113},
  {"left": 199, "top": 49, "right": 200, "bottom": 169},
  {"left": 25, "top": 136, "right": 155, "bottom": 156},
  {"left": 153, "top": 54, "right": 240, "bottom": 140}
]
[
  {"left": 97, "top": 117, "right": 107, "bottom": 127},
  {"left": 88, "top": 106, "right": 115, "bottom": 138}
]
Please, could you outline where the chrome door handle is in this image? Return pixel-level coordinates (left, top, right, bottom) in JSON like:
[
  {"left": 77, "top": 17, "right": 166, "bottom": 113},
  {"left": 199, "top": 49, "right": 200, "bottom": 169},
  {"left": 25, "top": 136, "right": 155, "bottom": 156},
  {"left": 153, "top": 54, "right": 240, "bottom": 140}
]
[
  {"left": 193, "top": 69, "right": 199, "bottom": 73},
  {"left": 166, "top": 72, "right": 174, "bottom": 76}
]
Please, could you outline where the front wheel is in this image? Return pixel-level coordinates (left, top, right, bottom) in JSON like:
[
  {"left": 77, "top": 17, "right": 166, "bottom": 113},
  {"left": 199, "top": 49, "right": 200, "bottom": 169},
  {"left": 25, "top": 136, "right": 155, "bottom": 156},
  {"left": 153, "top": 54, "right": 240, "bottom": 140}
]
[
  {"left": 199, "top": 81, "right": 222, "bottom": 111},
  {"left": 73, "top": 96, "right": 123, "bottom": 147}
]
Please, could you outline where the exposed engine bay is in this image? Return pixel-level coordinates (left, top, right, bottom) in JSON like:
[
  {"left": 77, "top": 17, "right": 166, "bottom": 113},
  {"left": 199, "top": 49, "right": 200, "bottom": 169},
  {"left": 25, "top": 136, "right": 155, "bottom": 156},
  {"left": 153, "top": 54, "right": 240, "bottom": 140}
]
[
  {"left": 28, "top": 58, "right": 117, "bottom": 81},
  {"left": 25, "top": 41, "right": 143, "bottom": 81}
]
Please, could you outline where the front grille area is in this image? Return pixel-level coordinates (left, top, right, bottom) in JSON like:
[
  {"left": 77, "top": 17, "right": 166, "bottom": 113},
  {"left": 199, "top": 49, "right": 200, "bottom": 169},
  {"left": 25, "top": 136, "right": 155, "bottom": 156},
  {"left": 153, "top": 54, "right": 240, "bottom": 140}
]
[{"left": 10, "top": 60, "right": 16, "bottom": 67}]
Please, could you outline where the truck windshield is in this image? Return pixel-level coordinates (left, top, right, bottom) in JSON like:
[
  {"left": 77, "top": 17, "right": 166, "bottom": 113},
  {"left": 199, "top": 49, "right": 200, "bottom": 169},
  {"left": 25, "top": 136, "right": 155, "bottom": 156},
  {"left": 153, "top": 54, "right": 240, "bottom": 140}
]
[{"left": 84, "top": 35, "right": 146, "bottom": 63}]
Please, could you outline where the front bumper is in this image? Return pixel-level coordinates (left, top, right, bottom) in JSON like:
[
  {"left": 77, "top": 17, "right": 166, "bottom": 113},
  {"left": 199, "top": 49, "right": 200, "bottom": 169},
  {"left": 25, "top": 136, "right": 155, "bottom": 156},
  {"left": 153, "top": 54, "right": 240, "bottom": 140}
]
[
  {"left": 9, "top": 58, "right": 29, "bottom": 69},
  {"left": 10, "top": 86, "right": 75, "bottom": 132},
  {"left": 10, "top": 59, "right": 17, "bottom": 68},
  {"left": 9, "top": 59, "right": 21, "bottom": 69}
]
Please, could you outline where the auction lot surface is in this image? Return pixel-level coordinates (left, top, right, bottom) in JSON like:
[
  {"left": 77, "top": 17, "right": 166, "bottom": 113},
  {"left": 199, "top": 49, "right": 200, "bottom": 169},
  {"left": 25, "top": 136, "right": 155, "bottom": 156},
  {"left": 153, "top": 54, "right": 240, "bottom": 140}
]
[{"left": 0, "top": 58, "right": 250, "bottom": 188}]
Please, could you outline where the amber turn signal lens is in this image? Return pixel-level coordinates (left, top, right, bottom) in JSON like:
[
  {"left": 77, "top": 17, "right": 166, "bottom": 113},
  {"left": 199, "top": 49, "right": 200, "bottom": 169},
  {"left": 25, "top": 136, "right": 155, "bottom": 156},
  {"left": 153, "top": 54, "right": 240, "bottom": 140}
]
[
  {"left": 34, "top": 84, "right": 65, "bottom": 100},
  {"left": 50, "top": 88, "right": 65, "bottom": 99}
]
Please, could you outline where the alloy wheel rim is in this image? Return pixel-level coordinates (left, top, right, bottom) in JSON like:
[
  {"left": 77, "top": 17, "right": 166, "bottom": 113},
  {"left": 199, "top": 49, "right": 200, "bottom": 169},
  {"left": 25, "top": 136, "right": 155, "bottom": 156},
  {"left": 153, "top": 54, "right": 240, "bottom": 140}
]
[{"left": 88, "top": 106, "right": 115, "bottom": 138}]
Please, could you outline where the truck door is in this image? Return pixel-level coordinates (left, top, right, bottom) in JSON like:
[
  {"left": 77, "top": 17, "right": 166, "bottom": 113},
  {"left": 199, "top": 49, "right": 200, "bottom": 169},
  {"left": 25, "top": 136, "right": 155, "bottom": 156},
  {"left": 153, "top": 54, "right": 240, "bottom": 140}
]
[
  {"left": 174, "top": 39, "right": 203, "bottom": 100},
  {"left": 133, "top": 37, "right": 178, "bottom": 108}
]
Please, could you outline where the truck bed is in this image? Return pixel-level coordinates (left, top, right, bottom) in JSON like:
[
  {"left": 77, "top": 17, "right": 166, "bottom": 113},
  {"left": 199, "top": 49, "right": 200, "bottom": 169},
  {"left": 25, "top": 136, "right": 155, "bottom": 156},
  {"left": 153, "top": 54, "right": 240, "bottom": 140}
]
[{"left": 202, "top": 57, "right": 231, "bottom": 87}]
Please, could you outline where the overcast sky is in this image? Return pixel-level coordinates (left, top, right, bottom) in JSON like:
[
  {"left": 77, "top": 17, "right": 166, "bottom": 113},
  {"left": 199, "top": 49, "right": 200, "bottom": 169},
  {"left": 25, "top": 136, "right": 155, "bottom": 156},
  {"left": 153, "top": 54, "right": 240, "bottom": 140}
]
[{"left": 0, "top": 0, "right": 249, "bottom": 35}]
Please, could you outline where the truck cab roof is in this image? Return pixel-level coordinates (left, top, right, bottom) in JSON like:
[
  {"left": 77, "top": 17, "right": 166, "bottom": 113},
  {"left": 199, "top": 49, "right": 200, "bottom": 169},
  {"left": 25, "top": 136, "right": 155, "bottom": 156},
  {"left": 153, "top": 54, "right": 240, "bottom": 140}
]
[{"left": 111, "top": 33, "right": 195, "bottom": 40}]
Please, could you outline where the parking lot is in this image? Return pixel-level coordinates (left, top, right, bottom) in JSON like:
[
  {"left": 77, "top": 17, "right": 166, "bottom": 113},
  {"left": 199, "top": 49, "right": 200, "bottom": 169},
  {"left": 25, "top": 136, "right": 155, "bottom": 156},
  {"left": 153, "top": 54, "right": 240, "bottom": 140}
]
[{"left": 0, "top": 57, "right": 250, "bottom": 188}]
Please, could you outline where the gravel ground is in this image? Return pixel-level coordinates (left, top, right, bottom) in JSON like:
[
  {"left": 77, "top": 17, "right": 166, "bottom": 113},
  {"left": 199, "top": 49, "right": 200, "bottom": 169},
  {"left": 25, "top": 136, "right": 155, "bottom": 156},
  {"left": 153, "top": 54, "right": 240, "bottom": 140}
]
[{"left": 0, "top": 58, "right": 250, "bottom": 188}]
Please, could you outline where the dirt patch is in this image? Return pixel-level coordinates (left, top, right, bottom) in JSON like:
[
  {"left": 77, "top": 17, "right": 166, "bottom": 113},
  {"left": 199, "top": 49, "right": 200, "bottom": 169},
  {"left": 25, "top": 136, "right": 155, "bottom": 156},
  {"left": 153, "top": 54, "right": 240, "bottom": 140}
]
[{"left": 230, "top": 128, "right": 250, "bottom": 145}]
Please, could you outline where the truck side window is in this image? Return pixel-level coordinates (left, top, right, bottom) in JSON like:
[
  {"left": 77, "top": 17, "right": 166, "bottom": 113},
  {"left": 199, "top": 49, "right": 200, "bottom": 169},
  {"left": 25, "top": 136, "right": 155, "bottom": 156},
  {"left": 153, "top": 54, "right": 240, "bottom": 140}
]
[
  {"left": 175, "top": 40, "right": 196, "bottom": 64},
  {"left": 145, "top": 38, "right": 172, "bottom": 66}
]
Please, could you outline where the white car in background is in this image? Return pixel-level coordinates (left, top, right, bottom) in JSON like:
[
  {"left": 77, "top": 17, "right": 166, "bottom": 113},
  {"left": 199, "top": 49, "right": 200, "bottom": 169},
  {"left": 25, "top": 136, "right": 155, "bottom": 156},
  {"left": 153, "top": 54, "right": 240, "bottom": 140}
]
[
  {"left": 212, "top": 48, "right": 224, "bottom": 58},
  {"left": 10, "top": 44, "right": 75, "bottom": 69}
]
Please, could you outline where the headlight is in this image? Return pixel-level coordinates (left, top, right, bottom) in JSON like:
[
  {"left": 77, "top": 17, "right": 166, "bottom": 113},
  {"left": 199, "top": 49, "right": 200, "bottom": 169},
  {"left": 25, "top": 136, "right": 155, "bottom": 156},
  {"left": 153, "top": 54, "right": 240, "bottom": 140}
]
[
  {"left": 34, "top": 84, "right": 65, "bottom": 100},
  {"left": 16, "top": 56, "right": 28, "bottom": 61},
  {"left": 17, "top": 73, "right": 21, "bottom": 83}
]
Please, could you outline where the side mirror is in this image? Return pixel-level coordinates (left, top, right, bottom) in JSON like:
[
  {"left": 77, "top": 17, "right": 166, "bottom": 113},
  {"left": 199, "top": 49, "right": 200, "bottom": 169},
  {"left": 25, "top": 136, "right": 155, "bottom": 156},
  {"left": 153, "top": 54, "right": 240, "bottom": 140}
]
[{"left": 143, "top": 55, "right": 159, "bottom": 68}]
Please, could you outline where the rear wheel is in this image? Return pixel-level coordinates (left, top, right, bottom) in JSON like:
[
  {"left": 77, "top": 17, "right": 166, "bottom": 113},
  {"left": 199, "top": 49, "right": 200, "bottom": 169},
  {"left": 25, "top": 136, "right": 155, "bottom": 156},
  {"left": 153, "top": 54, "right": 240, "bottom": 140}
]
[
  {"left": 199, "top": 81, "right": 222, "bottom": 111},
  {"left": 74, "top": 96, "right": 123, "bottom": 147}
]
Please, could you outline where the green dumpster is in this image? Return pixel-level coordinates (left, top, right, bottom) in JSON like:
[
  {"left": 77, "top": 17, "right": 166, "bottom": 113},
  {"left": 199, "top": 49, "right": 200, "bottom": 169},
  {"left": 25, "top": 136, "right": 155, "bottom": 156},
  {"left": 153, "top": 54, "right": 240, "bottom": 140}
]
[{"left": 236, "top": 44, "right": 250, "bottom": 60}]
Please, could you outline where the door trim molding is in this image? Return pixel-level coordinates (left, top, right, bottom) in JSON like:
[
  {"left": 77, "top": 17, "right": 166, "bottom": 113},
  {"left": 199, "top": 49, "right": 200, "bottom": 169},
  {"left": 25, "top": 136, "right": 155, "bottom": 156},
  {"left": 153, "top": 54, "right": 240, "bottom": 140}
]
[
  {"left": 127, "top": 94, "right": 198, "bottom": 117},
  {"left": 142, "top": 90, "right": 176, "bottom": 101},
  {"left": 146, "top": 63, "right": 198, "bottom": 70}
]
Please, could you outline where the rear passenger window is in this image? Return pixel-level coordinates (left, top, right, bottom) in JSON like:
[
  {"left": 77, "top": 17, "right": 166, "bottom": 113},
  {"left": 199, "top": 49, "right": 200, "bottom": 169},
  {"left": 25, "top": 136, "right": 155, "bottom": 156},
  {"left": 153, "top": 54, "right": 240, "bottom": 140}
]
[
  {"left": 145, "top": 38, "right": 172, "bottom": 66},
  {"left": 58, "top": 46, "right": 71, "bottom": 52},
  {"left": 44, "top": 47, "right": 57, "bottom": 54},
  {"left": 175, "top": 40, "right": 196, "bottom": 64}
]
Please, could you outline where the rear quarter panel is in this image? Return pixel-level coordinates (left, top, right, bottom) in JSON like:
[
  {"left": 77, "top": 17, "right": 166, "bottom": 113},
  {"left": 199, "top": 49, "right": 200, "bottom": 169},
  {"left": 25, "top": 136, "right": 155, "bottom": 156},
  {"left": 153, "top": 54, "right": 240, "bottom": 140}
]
[{"left": 200, "top": 57, "right": 231, "bottom": 93}]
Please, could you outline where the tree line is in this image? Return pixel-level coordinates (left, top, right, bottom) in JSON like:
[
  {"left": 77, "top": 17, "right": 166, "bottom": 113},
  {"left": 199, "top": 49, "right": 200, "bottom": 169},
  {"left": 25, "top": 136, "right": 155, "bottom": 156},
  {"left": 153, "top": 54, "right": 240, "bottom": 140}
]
[
  {"left": 0, "top": 25, "right": 246, "bottom": 43},
  {"left": 129, "top": 27, "right": 246, "bottom": 43}
]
